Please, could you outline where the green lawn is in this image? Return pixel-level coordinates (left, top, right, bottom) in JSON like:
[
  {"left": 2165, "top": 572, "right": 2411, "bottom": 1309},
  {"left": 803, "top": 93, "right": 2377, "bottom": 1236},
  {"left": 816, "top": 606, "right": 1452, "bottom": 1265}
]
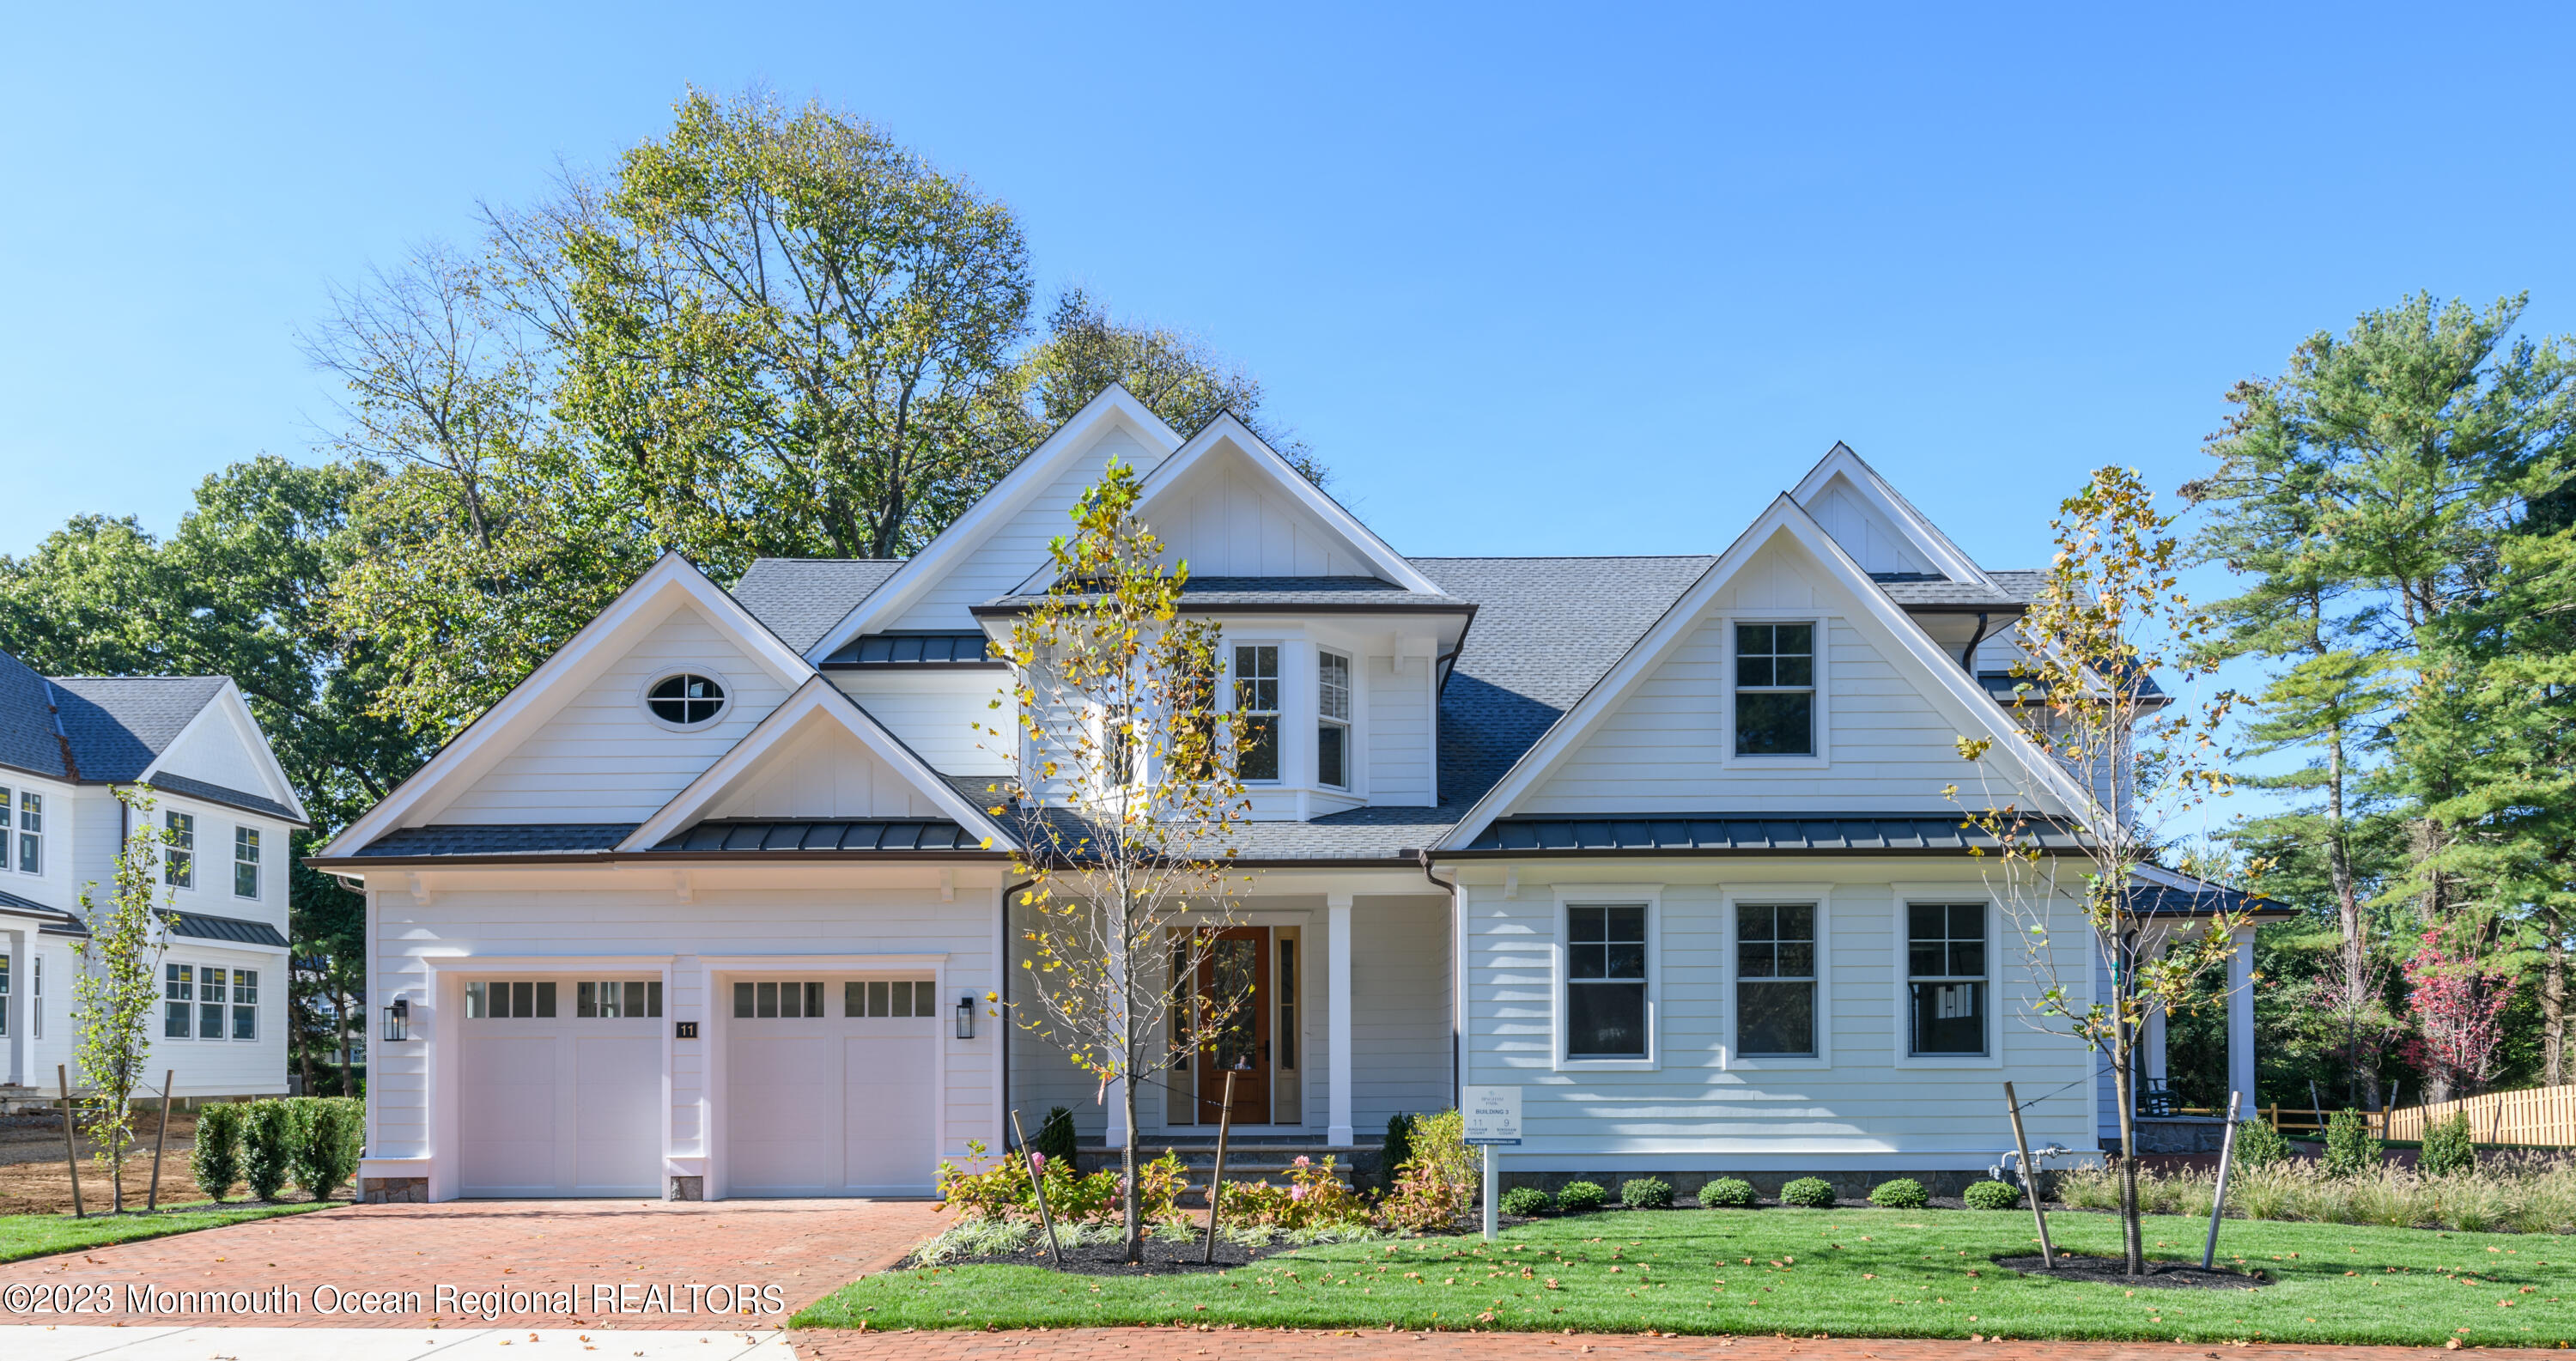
[
  {"left": 0, "top": 1202, "right": 337, "bottom": 1264},
  {"left": 796, "top": 1208, "right": 2575, "bottom": 1346}
]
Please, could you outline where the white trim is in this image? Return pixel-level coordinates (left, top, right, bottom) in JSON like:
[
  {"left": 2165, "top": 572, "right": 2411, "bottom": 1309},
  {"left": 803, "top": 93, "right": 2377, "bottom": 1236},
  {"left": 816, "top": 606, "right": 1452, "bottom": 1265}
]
[
  {"left": 806, "top": 385, "right": 1186, "bottom": 660},
  {"left": 1552, "top": 884, "right": 1662, "bottom": 1072},
  {"left": 322, "top": 554, "right": 816, "bottom": 858},
  {"left": 1718, "top": 883, "right": 1832, "bottom": 1070},
  {"left": 1719, "top": 611, "right": 1831, "bottom": 770},
  {"left": 1437, "top": 496, "right": 2102, "bottom": 850},
  {"left": 635, "top": 667, "right": 738, "bottom": 733},
  {"left": 1117, "top": 414, "right": 1444, "bottom": 596},
  {"left": 615, "top": 676, "right": 1019, "bottom": 854},
  {"left": 137, "top": 679, "right": 310, "bottom": 825},
  {"left": 1889, "top": 882, "right": 2003, "bottom": 1069},
  {"left": 1789, "top": 442, "right": 1999, "bottom": 591}
]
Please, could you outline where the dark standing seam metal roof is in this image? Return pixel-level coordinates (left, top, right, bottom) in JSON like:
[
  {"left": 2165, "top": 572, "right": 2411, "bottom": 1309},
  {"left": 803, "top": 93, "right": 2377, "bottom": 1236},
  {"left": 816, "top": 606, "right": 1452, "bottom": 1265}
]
[
  {"left": 1457, "top": 815, "right": 2089, "bottom": 854},
  {"left": 166, "top": 910, "right": 291, "bottom": 948},
  {"left": 44, "top": 676, "right": 227, "bottom": 781},
  {"left": 0, "top": 650, "right": 70, "bottom": 778},
  {"left": 649, "top": 819, "right": 987, "bottom": 854},
  {"left": 143, "top": 771, "right": 306, "bottom": 824},
  {"left": 353, "top": 824, "right": 639, "bottom": 858},
  {"left": 730, "top": 559, "right": 906, "bottom": 653},
  {"left": 823, "top": 631, "right": 997, "bottom": 666},
  {"left": 0, "top": 885, "right": 86, "bottom": 935}
]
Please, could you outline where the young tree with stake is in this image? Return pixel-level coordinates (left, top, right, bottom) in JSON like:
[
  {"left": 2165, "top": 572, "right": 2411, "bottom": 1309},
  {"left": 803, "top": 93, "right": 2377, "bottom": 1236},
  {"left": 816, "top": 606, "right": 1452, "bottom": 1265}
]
[
  {"left": 980, "top": 460, "right": 1256, "bottom": 1264},
  {"left": 1948, "top": 467, "right": 2253, "bottom": 1277},
  {"left": 70, "top": 786, "right": 181, "bottom": 1214}
]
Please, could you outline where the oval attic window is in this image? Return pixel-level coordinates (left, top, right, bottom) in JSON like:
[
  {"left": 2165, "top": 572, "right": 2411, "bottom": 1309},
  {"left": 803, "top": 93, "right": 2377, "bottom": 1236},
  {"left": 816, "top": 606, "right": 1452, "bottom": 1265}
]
[{"left": 647, "top": 673, "right": 726, "bottom": 726}]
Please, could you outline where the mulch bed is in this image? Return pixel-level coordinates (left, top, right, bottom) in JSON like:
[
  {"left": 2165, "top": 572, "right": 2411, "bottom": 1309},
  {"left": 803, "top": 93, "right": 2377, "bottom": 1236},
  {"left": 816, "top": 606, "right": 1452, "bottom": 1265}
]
[
  {"left": 914, "top": 1234, "right": 1293, "bottom": 1276},
  {"left": 1997, "top": 1253, "right": 2269, "bottom": 1290}
]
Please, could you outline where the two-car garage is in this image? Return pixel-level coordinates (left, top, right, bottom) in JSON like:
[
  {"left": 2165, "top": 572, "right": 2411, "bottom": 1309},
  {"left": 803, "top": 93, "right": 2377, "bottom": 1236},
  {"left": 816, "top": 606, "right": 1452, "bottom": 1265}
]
[{"left": 453, "top": 972, "right": 940, "bottom": 1199}]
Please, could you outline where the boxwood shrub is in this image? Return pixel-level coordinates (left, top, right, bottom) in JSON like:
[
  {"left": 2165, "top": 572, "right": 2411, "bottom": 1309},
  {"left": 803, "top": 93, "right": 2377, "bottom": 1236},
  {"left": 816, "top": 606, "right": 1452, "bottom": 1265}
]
[
  {"left": 1868, "top": 1176, "right": 1929, "bottom": 1209},
  {"left": 1556, "top": 1180, "right": 1607, "bottom": 1213},
  {"left": 1779, "top": 1176, "right": 1837, "bottom": 1208},
  {"left": 1500, "top": 1186, "right": 1552, "bottom": 1218},
  {"left": 1620, "top": 1176, "right": 1674, "bottom": 1209},
  {"left": 1963, "top": 1179, "right": 2022, "bottom": 1210},
  {"left": 1698, "top": 1176, "right": 1757, "bottom": 1208}
]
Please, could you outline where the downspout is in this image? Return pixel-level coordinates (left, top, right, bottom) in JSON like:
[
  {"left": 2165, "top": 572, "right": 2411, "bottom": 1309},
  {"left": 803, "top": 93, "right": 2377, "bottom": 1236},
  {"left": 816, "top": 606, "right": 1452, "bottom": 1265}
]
[
  {"left": 1417, "top": 849, "right": 1462, "bottom": 1104},
  {"left": 1001, "top": 877, "right": 1032, "bottom": 1151},
  {"left": 1959, "top": 611, "right": 1993, "bottom": 674}
]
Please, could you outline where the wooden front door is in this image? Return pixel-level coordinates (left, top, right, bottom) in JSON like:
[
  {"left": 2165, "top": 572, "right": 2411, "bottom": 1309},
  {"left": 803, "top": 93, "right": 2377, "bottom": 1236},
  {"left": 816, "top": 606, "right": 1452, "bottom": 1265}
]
[{"left": 1194, "top": 927, "right": 1271, "bottom": 1125}]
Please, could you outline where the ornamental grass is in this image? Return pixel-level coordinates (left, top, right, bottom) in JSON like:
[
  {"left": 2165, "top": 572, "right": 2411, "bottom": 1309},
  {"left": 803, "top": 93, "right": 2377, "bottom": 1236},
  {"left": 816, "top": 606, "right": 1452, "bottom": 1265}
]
[{"left": 2054, "top": 1151, "right": 2576, "bottom": 1233}]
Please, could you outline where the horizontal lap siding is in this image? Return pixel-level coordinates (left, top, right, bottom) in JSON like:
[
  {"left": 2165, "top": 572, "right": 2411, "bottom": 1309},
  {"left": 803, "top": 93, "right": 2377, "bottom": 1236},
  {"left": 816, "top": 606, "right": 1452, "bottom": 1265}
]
[
  {"left": 1366, "top": 658, "right": 1432, "bottom": 806},
  {"left": 439, "top": 606, "right": 789, "bottom": 823},
  {"left": 369, "top": 884, "right": 999, "bottom": 1165},
  {"left": 1463, "top": 874, "right": 2096, "bottom": 1165},
  {"left": 1523, "top": 621, "right": 1997, "bottom": 814},
  {"left": 1351, "top": 895, "right": 1453, "bottom": 1133}
]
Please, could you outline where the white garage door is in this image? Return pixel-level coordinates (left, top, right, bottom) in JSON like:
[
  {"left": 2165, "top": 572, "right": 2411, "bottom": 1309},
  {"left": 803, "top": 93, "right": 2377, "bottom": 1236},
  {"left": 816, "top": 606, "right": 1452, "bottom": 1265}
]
[
  {"left": 459, "top": 978, "right": 663, "bottom": 1198},
  {"left": 726, "top": 976, "right": 938, "bottom": 1196}
]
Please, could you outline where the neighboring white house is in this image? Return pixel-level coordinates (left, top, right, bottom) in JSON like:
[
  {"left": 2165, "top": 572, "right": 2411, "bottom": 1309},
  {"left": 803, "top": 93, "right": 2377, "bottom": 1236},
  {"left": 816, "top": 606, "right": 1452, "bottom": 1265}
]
[
  {"left": 0, "top": 648, "right": 307, "bottom": 1106},
  {"left": 315, "top": 385, "right": 2278, "bottom": 1205}
]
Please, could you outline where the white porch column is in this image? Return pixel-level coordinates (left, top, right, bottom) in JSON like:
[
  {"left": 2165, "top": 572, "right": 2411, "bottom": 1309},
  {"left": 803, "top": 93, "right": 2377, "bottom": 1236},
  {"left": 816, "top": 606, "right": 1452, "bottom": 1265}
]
[
  {"left": 2226, "top": 925, "right": 2257, "bottom": 1109},
  {"left": 2142, "top": 1004, "right": 2167, "bottom": 1089},
  {"left": 3, "top": 927, "right": 22, "bottom": 1086},
  {"left": 1327, "top": 891, "right": 1353, "bottom": 1146}
]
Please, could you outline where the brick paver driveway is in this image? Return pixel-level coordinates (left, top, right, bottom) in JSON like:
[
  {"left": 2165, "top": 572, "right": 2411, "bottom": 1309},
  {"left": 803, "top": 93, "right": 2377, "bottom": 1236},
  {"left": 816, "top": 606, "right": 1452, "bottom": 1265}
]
[
  {"left": 791, "top": 1328, "right": 2497, "bottom": 1360},
  {"left": 0, "top": 1199, "right": 949, "bottom": 1330}
]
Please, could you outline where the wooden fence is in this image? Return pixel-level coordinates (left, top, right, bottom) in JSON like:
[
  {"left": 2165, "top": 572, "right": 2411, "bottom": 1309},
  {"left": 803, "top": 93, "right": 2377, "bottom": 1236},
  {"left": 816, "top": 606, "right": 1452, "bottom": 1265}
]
[{"left": 2380, "top": 1086, "right": 2576, "bottom": 1147}]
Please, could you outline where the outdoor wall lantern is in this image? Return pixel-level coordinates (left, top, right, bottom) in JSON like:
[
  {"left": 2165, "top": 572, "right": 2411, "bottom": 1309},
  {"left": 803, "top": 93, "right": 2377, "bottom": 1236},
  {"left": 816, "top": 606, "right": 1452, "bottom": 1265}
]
[
  {"left": 381, "top": 995, "right": 410, "bottom": 1042},
  {"left": 955, "top": 994, "right": 975, "bottom": 1040}
]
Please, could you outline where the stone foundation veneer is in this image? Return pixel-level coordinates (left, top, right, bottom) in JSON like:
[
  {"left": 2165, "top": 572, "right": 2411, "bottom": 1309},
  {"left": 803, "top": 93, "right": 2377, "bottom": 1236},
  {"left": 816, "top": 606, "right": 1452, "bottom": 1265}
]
[
  {"left": 361, "top": 1177, "right": 428, "bottom": 1204},
  {"left": 666, "top": 1176, "right": 704, "bottom": 1202}
]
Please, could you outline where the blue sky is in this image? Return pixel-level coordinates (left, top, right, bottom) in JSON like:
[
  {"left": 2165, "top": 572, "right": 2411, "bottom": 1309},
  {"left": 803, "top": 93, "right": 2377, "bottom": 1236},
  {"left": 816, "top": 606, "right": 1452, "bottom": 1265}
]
[{"left": 7, "top": 2, "right": 2572, "bottom": 585}]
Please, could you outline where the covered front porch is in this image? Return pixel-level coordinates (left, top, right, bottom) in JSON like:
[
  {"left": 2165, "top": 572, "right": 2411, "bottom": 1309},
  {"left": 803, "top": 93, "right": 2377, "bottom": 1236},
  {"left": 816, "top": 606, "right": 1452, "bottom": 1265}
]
[{"left": 1005, "top": 880, "right": 1454, "bottom": 1153}]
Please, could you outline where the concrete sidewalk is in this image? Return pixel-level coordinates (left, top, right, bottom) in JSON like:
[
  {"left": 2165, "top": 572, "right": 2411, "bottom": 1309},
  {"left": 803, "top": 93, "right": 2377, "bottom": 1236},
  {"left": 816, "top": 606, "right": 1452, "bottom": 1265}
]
[{"left": 1, "top": 1324, "right": 793, "bottom": 1359}]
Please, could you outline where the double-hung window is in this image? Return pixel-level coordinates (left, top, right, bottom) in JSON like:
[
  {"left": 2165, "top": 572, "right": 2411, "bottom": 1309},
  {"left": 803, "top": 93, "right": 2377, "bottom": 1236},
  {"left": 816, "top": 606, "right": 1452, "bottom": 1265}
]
[
  {"left": 1233, "top": 645, "right": 1280, "bottom": 781},
  {"left": 1735, "top": 902, "right": 1817, "bottom": 1056},
  {"left": 1316, "top": 650, "right": 1352, "bottom": 789},
  {"left": 198, "top": 968, "right": 226, "bottom": 1039},
  {"left": 2, "top": 787, "right": 39, "bottom": 874},
  {"left": 1734, "top": 623, "right": 1817, "bottom": 756},
  {"left": 165, "top": 811, "right": 195, "bottom": 888},
  {"left": 231, "top": 969, "right": 258, "bottom": 1039},
  {"left": 0, "top": 951, "right": 9, "bottom": 1037},
  {"left": 165, "top": 963, "right": 194, "bottom": 1038},
  {"left": 1908, "top": 903, "right": 1989, "bottom": 1055},
  {"left": 234, "top": 827, "right": 260, "bottom": 898},
  {"left": 1565, "top": 904, "right": 1649, "bottom": 1058}
]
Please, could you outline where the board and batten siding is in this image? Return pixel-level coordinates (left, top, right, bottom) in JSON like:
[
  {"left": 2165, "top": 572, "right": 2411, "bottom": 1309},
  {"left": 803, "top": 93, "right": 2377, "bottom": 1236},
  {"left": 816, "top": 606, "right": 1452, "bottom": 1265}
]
[
  {"left": 706, "top": 718, "right": 947, "bottom": 821},
  {"left": 887, "top": 425, "right": 1151, "bottom": 632},
  {"left": 1458, "top": 870, "right": 2096, "bottom": 1171},
  {"left": 830, "top": 671, "right": 1013, "bottom": 777},
  {"left": 433, "top": 605, "right": 791, "bottom": 825},
  {"left": 1145, "top": 455, "right": 1370, "bottom": 578},
  {"left": 365, "top": 874, "right": 1003, "bottom": 1195}
]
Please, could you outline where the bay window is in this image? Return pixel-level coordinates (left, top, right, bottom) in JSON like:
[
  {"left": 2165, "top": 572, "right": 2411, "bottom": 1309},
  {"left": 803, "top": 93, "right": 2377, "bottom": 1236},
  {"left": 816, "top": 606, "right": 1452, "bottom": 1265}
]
[
  {"left": 1233, "top": 644, "right": 1280, "bottom": 781},
  {"left": 1316, "top": 650, "right": 1351, "bottom": 788}
]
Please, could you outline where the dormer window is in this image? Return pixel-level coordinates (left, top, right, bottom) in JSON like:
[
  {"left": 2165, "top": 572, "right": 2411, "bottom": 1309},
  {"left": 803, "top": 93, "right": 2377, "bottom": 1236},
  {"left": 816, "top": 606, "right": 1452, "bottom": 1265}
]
[
  {"left": 1316, "top": 650, "right": 1352, "bottom": 789},
  {"left": 647, "top": 673, "right": 728, "bottom": 728},
  {"left": 1233, "top": 645, "right": 1280, "bottom": 781},
  {"left": 1734, "top": 623, "right": 1815, "bottom": 756}
]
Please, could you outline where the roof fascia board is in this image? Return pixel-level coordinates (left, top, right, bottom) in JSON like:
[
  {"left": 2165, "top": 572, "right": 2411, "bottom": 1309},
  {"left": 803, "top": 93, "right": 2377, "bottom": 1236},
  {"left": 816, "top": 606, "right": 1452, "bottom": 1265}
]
[
  {"left": 616, "top": 675, "right": 1018, "bottom": 854},
  {"left": 139, "top": 680, "right": 309, "bottom": 823},
  {"left": 805, "top": 385, "right": 1184, "bottom": 661},
  {"left": 1105, "top": 415, "right": 1443, "bottom": 597},
  {"left": 1790, "top": 443, "right": 1999, "bottom": 589},
  {"left": 1437, "top": 498, "right": 2099, "bottom": 851},
  {"left": 320, "top": 554, "right": 811, "bottom": 858}
]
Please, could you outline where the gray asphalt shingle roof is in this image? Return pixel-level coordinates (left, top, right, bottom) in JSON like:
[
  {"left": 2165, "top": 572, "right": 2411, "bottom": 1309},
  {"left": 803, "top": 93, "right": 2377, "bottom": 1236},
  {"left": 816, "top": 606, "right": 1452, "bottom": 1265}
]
[
  {"left": 0, "top": 651, "right": 66, "bottom": 778},
  {"left": 731, "top": 559, "right": 905, "bottom": 653},
  {"left": 144, "top": 771, "right": 306, "bottom": 824},
  {"left": 976, "top": 576, "right": 1472, "bottom": 611},
  {"left": 45, "top": 676, "right": 227, "bottom": 781},
  {"left": 354, "top": 824, "right": 638, "bottom": 859}
]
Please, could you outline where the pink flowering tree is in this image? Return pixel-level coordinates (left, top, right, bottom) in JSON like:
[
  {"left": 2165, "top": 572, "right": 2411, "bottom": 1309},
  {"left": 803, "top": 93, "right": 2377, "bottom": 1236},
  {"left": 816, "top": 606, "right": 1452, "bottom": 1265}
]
[{"left": 2401, "top": 927, "right": 2518, "bottom": 1103}]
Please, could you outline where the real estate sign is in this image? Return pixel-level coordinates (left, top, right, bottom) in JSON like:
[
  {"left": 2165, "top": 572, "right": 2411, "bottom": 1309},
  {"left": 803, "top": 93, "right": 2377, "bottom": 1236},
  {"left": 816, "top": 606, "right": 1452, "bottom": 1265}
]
[{"left": 1462, "top": 1085, "right": 1521, "bottom": 1145}]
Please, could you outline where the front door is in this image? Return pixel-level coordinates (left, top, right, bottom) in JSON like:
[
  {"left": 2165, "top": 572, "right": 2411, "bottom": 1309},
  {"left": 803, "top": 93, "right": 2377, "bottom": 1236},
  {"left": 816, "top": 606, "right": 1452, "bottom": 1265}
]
[{"left": 1194, "top": 928, "right": 1271, "bottom": 1125}]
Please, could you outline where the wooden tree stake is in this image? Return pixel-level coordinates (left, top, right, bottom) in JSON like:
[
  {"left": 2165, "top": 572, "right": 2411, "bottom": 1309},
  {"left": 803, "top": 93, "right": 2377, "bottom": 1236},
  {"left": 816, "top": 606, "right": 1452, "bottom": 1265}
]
[
  {"left": 1008, "top": 1109, "right": 1062, "bottom": 1268},
  {"left": 58, "top": 1064, "right": 84, "bottom": 1219},
  {"left": 2202, "top": 1090, "right": 2245, "bottom": 1269},
  {"left": 1203, "top": 1070, "right": 1236, "bottom": 1264},
  {"left": 2003, "top": 1081, "right": 2053, "bottom": 1268},
  {"left": 147, "top": 1069, "right": 175, "bottom": 1212}
]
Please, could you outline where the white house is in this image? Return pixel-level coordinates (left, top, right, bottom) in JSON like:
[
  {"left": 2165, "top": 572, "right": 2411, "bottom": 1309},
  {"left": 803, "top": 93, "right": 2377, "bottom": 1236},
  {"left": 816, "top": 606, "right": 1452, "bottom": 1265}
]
[
  {"left": 0, "top": 649, "right": 306, "bottom": 1107},
  {"left": 316, "top": 386, "right": 2276, "bottom": 1205}
]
